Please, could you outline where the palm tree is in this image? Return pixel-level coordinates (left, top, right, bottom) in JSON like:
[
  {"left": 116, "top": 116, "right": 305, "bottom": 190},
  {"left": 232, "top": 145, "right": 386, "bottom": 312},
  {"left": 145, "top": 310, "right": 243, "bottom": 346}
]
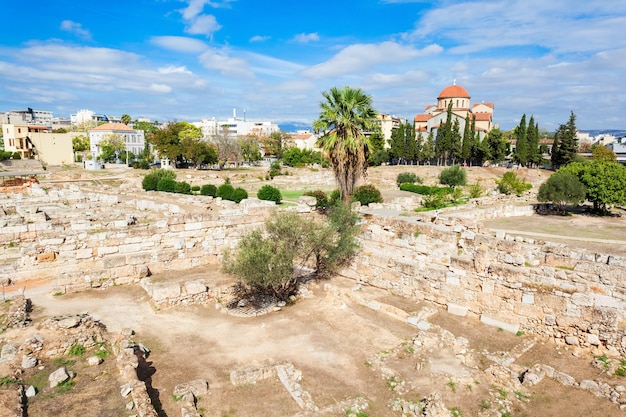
[
  {"left": 120, "top": 114, "right": 132, "bottom": 125},
  {"left": 313, "top": 86, "right": 377, "bottom": 202}
]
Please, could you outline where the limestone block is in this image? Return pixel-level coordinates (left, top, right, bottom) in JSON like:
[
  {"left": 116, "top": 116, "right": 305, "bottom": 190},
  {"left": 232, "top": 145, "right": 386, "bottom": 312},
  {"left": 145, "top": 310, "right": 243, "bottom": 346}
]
[
  {"left": 554, "top": 371, "right": 576, "bottom": 386},
  {"left": 49, "top": 367, "right": 69, "bottom": 388},
  {"left": 522, "top": 293, "right": 535, "bottom": 305},
  {"left": 76, "top": 248, "right": 94, "bottom": 259},
  {"left": 97, "top": 246, "right": 119, "bottom": 256},
  {"left": 587, "top": 334, "right": 601, "bottom": 346},
  {"left": 594, "top": 295, "right": 623, "bottom": 309},
  {"left": 445, "top": 273, "right": 460, "bottom": 286},
  {"left": 118, "top": 243, "right": 142, "bottom": 253},
  {"left": 184, "top": 280, "right": 207, "bottom": 295},
  {"left": 479, "top": 315, "right": 520, "bottom": 334},
  {"left": 151, "top": 284, "right": 181, "bottom": 302},
  {"left": 565, "top": 336, "right": 579, "bottom": 346},
  {"left": 447, "top": 303, "right": 469, "bottom": 317},
  {"left": 36, "top": 252, "right": 56, "bottom": 262}
]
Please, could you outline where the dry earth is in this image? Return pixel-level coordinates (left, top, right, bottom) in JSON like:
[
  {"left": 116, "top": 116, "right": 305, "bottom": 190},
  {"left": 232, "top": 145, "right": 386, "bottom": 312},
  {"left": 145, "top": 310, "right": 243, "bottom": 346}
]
[{"left": 1, "top": 163, "right": 625, "bottom": 417}]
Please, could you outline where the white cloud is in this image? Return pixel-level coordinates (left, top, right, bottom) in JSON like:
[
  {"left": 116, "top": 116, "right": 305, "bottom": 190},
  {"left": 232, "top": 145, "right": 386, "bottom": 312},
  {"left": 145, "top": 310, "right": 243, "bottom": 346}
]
[
  {"left": 150, "top": 36, "right": 208, "bottom": 53},
  {"left": 293, "top": 33, "right": 320, "bottom": 43},
  {"left": 149, "top": 83, "right": 172, "bottom": 93},
  {"left": 250, "top": 35, "right": 270, "bottom": 42},
  {"left": 185, "top": 14, "right": 222, "bottom": 37},
  {"left": 199, "top": 47, "right": 254, "bottom": 78},
  {"left": 60, "top": 20, "right": 92, "bottom": 40},
  {"left": 158, "top": 65, "right": 192, "bottom": 75},
  {"left": 302, "top": 41, "right": 441, "bottom": 78}
]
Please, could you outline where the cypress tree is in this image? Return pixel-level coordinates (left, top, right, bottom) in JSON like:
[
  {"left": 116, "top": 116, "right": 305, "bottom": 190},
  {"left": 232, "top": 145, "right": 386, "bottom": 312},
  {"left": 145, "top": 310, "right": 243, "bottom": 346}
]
[
  {"left": 527, "top": 116, "right": 540, "bottom": 167},
  {"left": 461, "top": 115, "right": 472, "bottom": 164},
  {"left": 513, "top": 114, "right": 528, "bottom": 166}
]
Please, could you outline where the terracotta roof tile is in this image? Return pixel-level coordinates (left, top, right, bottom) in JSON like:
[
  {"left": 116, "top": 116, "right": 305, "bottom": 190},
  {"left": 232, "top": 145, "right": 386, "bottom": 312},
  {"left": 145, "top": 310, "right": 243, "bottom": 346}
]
[
  {"left": 438, "top": 84, "right": 470, "bottom": 99},
  {"left": 90, "top": 123, "right": 135, "bottom": 132},
  {"left": 414, "top": 114, "right": 432, "bottom": 122}
]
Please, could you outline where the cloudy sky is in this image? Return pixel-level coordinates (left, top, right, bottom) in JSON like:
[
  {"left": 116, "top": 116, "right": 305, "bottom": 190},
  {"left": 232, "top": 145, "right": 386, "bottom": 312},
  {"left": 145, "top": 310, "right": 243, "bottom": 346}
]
[{"left": 1, "top": 0, "right": 624, "bottom": 131}]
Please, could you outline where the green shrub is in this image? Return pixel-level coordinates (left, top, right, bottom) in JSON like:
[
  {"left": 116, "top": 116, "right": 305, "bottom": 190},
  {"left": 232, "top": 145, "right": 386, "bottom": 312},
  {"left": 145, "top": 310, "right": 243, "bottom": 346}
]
[
  {"left": 174, "top": 181, "right": 191, "bottom": 194},
  {"left": 396, "top": 172, "right": 422, "bottom": 186},
  {"left": 423, "top": 194, "right": 446, "bottom": 209},
  {"left": 142, "top": 169, "right": 176, "bottom": 191},
  {"left": 191, "top": 185, "right": 201, "bottom": 192},
  {"left": 200, "top": 184, "right": 217, "bottom": 197},
  {"left": 352, "top": 184, "right": 383, "bottom": 205},
  {"left": 468, "top": 181, "right": 483, "bottom": 198},
  {"left": 303, "top": 190, "right": 331, "bottom": 210},
  {"left": 269, "top": 161, "right": 282, "bottom": 178},
  {"left": 439, "top": 165, "right": 467, "bottom": 188},
  {"left": 537, "top": 171, "right": 586, "bottom": 210},
  {"left": 400, "top": 183, "right": 453, "bottom": 196},
  {"left": 232, "top": 187, "right": 248, "bottom": 203},
  {"left": 216, "top": 183, "right": 235, "bottom": 200},
  {"left": 497, "top": 171, "right": 532, "bottom": 196},
  {"left": 157, "top": 178, "right": 177, "bottom": 193},
  {"left": 257, "top": 185, "right": 282, "bottom": 203},
  {"left": 68, "top": 343, "right": 86, "bottom": 356},
  {"left": 12, "top": 152, "right": 21, "bottom": 160}
]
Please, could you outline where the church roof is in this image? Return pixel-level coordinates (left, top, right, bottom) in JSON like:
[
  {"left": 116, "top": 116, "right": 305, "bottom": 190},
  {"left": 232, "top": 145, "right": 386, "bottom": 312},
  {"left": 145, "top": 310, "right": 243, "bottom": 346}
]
[
  {"left": 90, "top": 123, "right": 135, "bottom": 132},
  {"left": 473, "top": 112, "right": 493, "bottom": 121},
  {"left": 414, "top": 114, "right": 432, "bottom": 122},
  {"left": 438, "top": 84, "right": 470, "bottom": 99}
]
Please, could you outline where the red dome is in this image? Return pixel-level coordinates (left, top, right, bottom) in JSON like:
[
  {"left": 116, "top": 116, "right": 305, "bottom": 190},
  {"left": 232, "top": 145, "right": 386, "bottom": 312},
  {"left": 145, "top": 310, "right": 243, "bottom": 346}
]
[{"left": 438, "top": 84, "right": 470, "bottom": 99}]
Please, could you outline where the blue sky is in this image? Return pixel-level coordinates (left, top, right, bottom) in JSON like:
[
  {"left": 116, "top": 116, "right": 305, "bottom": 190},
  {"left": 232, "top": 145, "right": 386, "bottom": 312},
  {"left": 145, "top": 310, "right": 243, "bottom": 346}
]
[{"left": 0, "top": 0, "right": 625, "bottom": 131}]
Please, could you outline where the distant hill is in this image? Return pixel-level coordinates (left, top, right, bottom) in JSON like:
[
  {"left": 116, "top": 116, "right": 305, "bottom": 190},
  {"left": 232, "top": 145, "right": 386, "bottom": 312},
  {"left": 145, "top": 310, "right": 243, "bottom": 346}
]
[
  {"left": 580, "top": 129, "right": 626, "bottom": 137},
  {"left": 278, "top": 121, "right": 312, "bottom": 133}
]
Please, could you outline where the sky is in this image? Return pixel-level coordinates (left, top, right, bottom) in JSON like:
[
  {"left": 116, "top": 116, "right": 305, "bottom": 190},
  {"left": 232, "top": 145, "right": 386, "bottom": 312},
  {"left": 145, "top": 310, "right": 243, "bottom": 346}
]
[{"left": 0, "top": 0, "right": 625, "bottom": 132}]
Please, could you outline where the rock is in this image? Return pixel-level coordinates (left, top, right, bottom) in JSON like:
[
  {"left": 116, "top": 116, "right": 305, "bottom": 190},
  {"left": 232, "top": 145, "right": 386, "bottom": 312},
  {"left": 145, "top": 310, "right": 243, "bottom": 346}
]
[
  {"left": 87, "top": 356, "right": 103, "bottom": 366},
  {"left": 49, "top": 367, "right": 69, "bottom": 388},
  {"left": 57, "top": 316, "right": 81, "bottom": 329},
  {"left": 1, "top": 343, "right": 17, "bottom": 361},
  {"left": 554, "top": 371, "right": 576, "bottom": 386},
  {"left": 447, "top": 303, "right": 469, "bottom": 317},
  {"left": 126, "top": 401, "right": 134, "bottom": 410},
  {"left": 21, "top": 355, "right": 37, "bottom": 369},
  {"left": 565, "top": 336, "right": 579, "bottom": 346},
  {"left": 187, "top": 379, "right": 209, "bottom": 396},
  {"left": 587, "top": 334, "right": 601, "bottom": 346},
  {"left": 120, "top": 383, "right": 132, "bottom": 397},
  {"left": 580, "top": 379, "right": 600, "bottom": 392},
  {"left": 25, "top": 385, "right": 36, "bottom": 398}
]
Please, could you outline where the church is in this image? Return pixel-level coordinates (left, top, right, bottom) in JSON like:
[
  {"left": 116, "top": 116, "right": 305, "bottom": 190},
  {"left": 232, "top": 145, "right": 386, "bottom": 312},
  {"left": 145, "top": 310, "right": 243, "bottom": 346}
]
[{"left": 413, "top": 83, "right": 495, "bottom": 139}]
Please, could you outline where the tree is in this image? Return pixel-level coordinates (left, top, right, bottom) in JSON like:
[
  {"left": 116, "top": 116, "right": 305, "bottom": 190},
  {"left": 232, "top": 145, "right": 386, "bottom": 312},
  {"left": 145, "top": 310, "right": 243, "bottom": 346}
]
[
  {"left": 264, "top": 131, "right": 291, "bottom": 159},
  {"left": 98, "top": 134, "right": 126, "bottom": 162},
  {"left": 313, "top": 86, "right": 377, "bottom": 202},
  {"left": 439, "top": 165, "right": 467, "bottom": 188},
  {"left": 238, "top": 136, "right": 262, "bottom": 164},
  {"left": 210, "top": 126, "right": 242, "bottom": 170},
  {"left": 485, "top": 128, "right": 507, "bottom": 164},
  {"left": 72, "top": 135, "right": 90, "bottom": 153},
  {"left": 420, "top": 131, "right": 436, "bottom": 164},
  {"left": 551, "top": 112, "right": 578, "bottom": 168},
  {"left": 562, "top": 161, "right": 626, "bottom": 213},
  {"left": 512, "top": 114, "right": 529, "bottom": 166},
  {"left": 120, "top": 114, "right": 132, "bottom": 125},
  {"left": 388, "top": 122, "right": 416, "bottom": 164},
  {"left": 527, "top": 116, "right": 541, "bottom": 167},
  {"left": 537, "top": 171, "right": 586, "bottom": 212},
  {"left": 591, "top": 144, "right": 617, "bottom": 162},
  {"left": 150, "top": 121, "right": 185, "bottom": 165},
  {"left": 223, "top": 206, "right": 359, "bottom": 300},
  {"left": 461, "top": 115, "right": 472, "bottom": 165},
  {"left": 436, "top": 101, "right": 454, "bottom": 165}
]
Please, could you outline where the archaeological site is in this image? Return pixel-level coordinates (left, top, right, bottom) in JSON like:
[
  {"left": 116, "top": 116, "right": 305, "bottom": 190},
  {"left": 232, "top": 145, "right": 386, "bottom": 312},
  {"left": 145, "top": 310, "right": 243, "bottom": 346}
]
[{"left": 1, "top": 162, "right": 625, "bottom": 417}]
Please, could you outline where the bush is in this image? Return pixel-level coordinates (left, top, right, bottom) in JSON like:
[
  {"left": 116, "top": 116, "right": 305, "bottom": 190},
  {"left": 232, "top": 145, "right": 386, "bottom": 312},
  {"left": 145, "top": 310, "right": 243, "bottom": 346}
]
[
  {"left": 497, "top": 171, "right": 532, "bottom": 196},
  {"left": 352, "top": 184, "right": 383, "bottom": 206},
  {"left": 257, "top": 185, "right": 282, "bottom": 204},
  {"left": 537, "top": 171, "right": 586, "bottom": 211},
  {"left": 232, "top": 187, "right": 248, "bottom": 203},
  {"left": 423, "top": 194, "right": 447, "bottom": 209},
  {"left": 303, "top": 190, "right": 331, "bottom": 211},
  {"left": 400, "top": 183, "right": 453, "bottom": 196},
  {"left": 269, "top": 161, "right": 282, "bottom": 178},
  {"left": 439, "top": 165, "right": 467, "bottom": 188},
  {"left": 396, "top": 172, "right": 422, "bottom": 187},
  {"left": 369, "top": 149, "right": 389, "bottom": 167},
  {"left": 468, "top": 181, "right": 483, "bottom": 199},
  {"left": 200, "top": 184, "right": 217, "bottom": 197},
  {"left": 142, "top": 169, "right": 176, "bottom": 191},
  {"left": 216, "top": 183, "right": 235, "bottom": 200},
  {"left": 174, "top": 181, "right": 191, "bottom": 194},
  {"left": 12, "top": 152, "right": 21, "bottom": 160},
  {"left": 191, "top": 185, "right": 201, "bottom": 192},
  {"left": 157, "top": 178, "right": 177, "bottom": 192}
]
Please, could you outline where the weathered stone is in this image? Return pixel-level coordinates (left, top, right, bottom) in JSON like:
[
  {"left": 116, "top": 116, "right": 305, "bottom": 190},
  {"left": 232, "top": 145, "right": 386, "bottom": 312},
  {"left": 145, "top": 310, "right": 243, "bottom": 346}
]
[
  {"left": 21, "top": 355, "right": 37, "bottom": 369},
  {"left": 479, "top": 315, "right": 520, "bottom": 334},
  {"left": 0, "top": 343, "right": 17, "bottom": 361},
  {"left": 87, "top": 356, "right": 103, "bottom": 366},
  {"left": 57, "top": 316, "right": 81, "bottom": 329},
  {"left": 447, "top": 303, "right": 468, "bottom": 317},
  {"left": 565, "top": 336, "right": 579, "bottom": 346},
  {"left": 554, "top": 371, "right": 576, "bottom": 386},
  {"left": 587, "top": 334, "right": 601, "bottom": 346},
  {"left": 49, "top": 367, "right": 69, "bottom": 388}
]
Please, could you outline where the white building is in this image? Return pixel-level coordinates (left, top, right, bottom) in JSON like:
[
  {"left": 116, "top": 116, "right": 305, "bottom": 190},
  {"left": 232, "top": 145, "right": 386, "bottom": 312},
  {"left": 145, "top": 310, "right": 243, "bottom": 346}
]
[
  {"left": 88, "top": 123, "right": 145, "bottom": 162},
  {"left": 195, "top": 109, "right": 279, "bottom": 138},
  {"left": 0, "top": 108, "right": 53, "bottom": 128},
  {"left": 289, "top": 130, "right": 319, "bottom": 150},
  {"left": 71, "top": 109, "right": 120, "bottom": 127}
]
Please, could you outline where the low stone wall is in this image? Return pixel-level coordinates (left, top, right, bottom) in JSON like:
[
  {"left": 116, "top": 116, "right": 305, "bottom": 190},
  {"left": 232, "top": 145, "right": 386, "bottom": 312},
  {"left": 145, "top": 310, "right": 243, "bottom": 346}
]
[
  {"left": 114, "top": 336, "right": 158, "bottom": 417},
  {"left": 0, "top": 187, "right": 272, "bottom": 289},
  {"left": 341, "top": 212, "right": 626, "bottom": 357},
  {"left": 139, "top": 278, "right": 209, "bottom": 309}
]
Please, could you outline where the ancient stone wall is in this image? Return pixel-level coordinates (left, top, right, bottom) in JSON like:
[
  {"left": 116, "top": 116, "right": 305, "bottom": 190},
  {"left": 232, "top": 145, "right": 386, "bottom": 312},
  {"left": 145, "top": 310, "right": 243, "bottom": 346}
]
[
  {"left": 0, "top": 186, "right": 271, "bottom": 290},
  {"left": 341, "top": 213, "right": 626, "bottom": 356}
]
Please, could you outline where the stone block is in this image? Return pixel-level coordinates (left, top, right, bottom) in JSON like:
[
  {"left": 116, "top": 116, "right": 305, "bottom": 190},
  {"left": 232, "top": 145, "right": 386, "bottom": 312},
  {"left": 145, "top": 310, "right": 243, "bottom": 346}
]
[
  {"left": 445, "top": 272, "right": 460, "bottom": 286},
  {"left": 76, "top": 248, "right": 94, "bottom": 260},
  {"left": 184, "top": 280, "right": 207, "bottom": 295},
  {"left": 36, "top": 252, "right": 56, "bottom": 262},
  {"left": 151, "top": 284, "right": 181, "bottom": 302},
  {"left": 479, "top": 315, "right": 520, "bottom": 334},
  {"left": 97, "top": 246, "right": 119, "bottom": 256},
  {"left": 447, "top": 303, "right": 469, "bottom": 317},
  {"left": 522, "top": 293, "right": 535, "bottom": 305}
]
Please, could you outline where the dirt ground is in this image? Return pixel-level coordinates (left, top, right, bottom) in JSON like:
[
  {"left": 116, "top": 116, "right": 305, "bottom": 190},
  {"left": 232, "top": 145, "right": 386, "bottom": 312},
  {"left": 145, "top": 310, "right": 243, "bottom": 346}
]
[{"left": 1, "top": 164, "right": 625, "bottom": 416}]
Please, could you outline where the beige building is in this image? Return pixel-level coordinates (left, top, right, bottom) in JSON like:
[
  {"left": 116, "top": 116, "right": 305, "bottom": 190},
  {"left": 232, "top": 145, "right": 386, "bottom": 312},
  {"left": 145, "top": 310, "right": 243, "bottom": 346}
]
[
  {"left": 289, "top": 131, "right": 319, "bottom": 150},
  {"left": 413, "top": 83, "right": 495, "bottom": 139},
  {"left": 2, "top": 124, "right": 75, "bottom": 165},
  {"left": 375, "top": 114, "right": 407, "bottom": 145}
]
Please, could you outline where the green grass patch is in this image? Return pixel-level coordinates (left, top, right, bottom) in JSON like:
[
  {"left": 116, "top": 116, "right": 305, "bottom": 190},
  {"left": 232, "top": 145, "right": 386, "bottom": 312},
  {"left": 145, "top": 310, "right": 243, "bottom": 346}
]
[
  {"left": 0, "top": 375, "right": 19, "bottom": 387},
  {"left": 68, "top": 343, "right": 86, "bottom": 356},
  {"left": 55, "top": 379, "right": 75, "bottom": 393},
  {"left": 280, "top": 190, "right": 307, "bottom": 200},
  {"left": 53, "top": 358, "right": 75, "bottom": 367}
]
